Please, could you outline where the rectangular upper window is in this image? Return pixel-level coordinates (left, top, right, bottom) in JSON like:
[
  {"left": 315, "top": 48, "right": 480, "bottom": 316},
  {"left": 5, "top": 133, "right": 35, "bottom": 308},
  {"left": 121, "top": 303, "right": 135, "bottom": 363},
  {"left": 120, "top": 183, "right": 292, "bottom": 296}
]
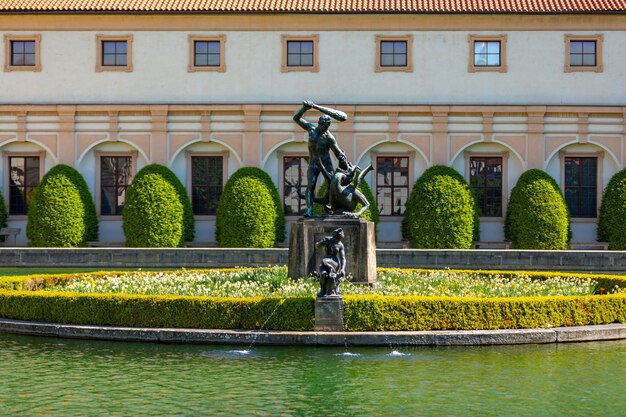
[
  {"left": 96, "top": 35, "right": 133, "bottom": 72},
  {"left": 375, "top": 35, "right": 413, "bottom": 72},
  {"left": 470, "top": 156, "right": 503, "bottom": 217},
  {"left": 4, "top": 35, "right": 41, "bottom": 72},
  {"left": 188, "top": 35, "right": 226, "bottom": 72},
  {"left": 376, "top": 156, "right": 409, "bottom": 216},
  {"left": 564, "top": 156, "right": 597, "bottom": 218},
  {"left": 8, "top": 156, "right": 40, "bottom": 215},
  {"left": 282, "top": 156, "right": 309, "bottom": 216},
  {"left": 468, "top": 35, "right": 507, "bottom": 73},
  {"left": 100, "top": 156, "right": 132, "bottom": 215},
  {"left": 281, "top": 35, "right": 318, "bottom": 72},
  {"left": 564, "top": 34, "right": 603, "bottom": 73},
  {"left": 191, "top": 156, "right": 224, "bottom": 215}
]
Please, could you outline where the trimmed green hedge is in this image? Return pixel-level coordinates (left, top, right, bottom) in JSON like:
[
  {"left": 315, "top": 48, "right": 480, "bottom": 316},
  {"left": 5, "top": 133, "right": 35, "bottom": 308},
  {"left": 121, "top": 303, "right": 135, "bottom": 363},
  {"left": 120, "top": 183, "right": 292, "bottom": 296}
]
[
  {"left": 342, "top": 294, "right": 625, "bottom": 331},
  {"left": 0, "top": 290, "right": 314, "bottom": 331},
  {"left": 505, "top": 169, "right": 570, "bottom": 250},
  {"left": 598, "top": 168, "right": 626, "bottom": 250},
  {"left": 129, "top": 164, "right": 195, "bottom": 242},
  {"left": 0, "top": 269, "right": 624, "bottom": 331},
  {"left": 122, "top": 165, "right": 187, "bottom": 247},
  {"left": 26, "top": 164, "right": 98, "bottom": 247},
  {"left": 402, "top": 165, "right": 479, "bottom": 248},
  {"left": 216, "top": 167, "right": 285, "bottom": 247}
]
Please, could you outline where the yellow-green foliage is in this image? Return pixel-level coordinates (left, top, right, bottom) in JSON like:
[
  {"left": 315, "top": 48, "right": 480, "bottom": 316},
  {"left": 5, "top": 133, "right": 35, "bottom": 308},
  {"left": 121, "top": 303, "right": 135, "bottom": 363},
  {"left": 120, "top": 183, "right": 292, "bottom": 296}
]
[
  {"left": 505, "top": 169, "right": 570, "bottom": 249},
  {"left": 216, "top": 167, "right": 285, "bottom": 247},
  {"left": 403, "top": 166, "right": 478, "bottom": 249},
  {"left": 122, "top": 169, "right": 184, "bottom": 247},
  {"left": 342, "top": 294, "right": 626, "bottom": 331},
  {"left": 0, "top": 269, "right": 623, "bottom": 332},
  {"left": 131, "top": 164, "right": 195, "bottom": 242},
  {"left": 0, "top": 290, "right": 314, "bottom": 331},
  {"left": 26, "top": 164, "right": 98, "bottom": 247},
  {"left": 598, "top": 168, "right": 626, "bottom": 249}
]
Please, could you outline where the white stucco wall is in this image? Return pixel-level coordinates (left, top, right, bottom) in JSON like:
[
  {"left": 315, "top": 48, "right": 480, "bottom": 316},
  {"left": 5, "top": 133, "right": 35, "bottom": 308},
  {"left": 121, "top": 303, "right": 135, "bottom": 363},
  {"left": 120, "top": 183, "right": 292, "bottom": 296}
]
[{"left": 1, "top": 30, "right": 625, "bottom": 105}]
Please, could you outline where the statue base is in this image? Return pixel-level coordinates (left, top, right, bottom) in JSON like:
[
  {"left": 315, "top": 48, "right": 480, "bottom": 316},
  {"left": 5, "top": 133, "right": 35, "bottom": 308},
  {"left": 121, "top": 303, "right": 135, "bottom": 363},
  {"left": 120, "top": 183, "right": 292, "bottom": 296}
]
[
  {"left": 314, "top": 296, "right": 344, "bottom": 332},
  {"left": 288, "top": 216, "right": 376, "bottom": 283}
]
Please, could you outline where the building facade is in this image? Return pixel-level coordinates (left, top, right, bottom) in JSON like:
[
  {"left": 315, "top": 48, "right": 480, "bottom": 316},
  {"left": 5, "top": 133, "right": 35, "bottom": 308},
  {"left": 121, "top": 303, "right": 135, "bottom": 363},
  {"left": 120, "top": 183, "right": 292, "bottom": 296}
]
[{"left": 1, "top": 1, "right": 626, "bottom": 245}]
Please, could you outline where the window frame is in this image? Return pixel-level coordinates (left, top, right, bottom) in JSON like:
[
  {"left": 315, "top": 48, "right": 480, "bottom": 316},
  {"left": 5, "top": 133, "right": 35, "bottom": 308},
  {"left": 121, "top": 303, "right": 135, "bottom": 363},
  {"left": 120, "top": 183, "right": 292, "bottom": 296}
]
[
  {"left": 185, "top": 150, "right": 228, "bottom": 219},
  {"left": 188, "top": 35, "right": 226, "bottom": 73},
  {"left": 2, "top": 151, "right": 45, "bottom": 218},
  {"left": 95, "top": 151, "right": 137, "bottom": 218},
  {"left": 95, "top": 34, "right": 133, "bottom": 72},
  {"left": 559, "top": 150, "right": 604, "bottom": 220},
  {"left": 465, "top": 151, "right": 509, "bottom": 220},
  {"left": 279, "top": 153, "right": 312, "bottom": 218},
  {"left": 374, "top": 35, "right": 413, "bottom": 73},
  {"left": 564, "top": 34, "right": 604, "bottom": 73},
  {"left": 372, "top": 152, "right": 414, "bottom": 218},
  {"left": 467, "top": 34, "right": 507, "bottom": 73},
  {"left": 281, "top": 35, "right": 319, "bottom": 72},
  {"left": 4, "top": 34, "right": 41, "bottom": 72}
]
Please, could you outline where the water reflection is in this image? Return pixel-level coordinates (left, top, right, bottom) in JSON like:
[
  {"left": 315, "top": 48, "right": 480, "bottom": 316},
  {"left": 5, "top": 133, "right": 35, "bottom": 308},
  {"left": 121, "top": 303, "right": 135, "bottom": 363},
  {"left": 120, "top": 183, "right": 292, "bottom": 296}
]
[{"left": 0, "top": 333, "right": 624, "bottom": 416}]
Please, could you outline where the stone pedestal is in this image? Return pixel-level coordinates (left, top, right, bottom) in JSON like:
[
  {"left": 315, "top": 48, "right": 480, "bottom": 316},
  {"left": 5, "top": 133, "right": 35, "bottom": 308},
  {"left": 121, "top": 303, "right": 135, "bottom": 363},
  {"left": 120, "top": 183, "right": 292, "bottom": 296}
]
[
  {"left": 314, "top": 297, "right": 344, "bottom": 331},
  {"left": 288, "top": 216, "right": 376, "bottom": 283}
]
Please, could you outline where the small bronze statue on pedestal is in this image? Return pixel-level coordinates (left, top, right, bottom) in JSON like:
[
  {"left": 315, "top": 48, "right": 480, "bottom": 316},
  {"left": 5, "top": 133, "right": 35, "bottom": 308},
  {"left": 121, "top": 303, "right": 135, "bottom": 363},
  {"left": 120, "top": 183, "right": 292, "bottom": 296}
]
[{"left": 314, "top": 228, "right": 346, "bottom": 297}]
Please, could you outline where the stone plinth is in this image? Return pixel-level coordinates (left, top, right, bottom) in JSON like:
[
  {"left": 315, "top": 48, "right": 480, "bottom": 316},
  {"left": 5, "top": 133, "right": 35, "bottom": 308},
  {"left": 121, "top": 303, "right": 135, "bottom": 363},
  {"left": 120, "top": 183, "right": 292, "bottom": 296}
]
[
  {"left": 287, "top": 216, "right": 376, "bottom": 283},
  {"left": 314, "top": 297, "right": 344, "bottom": 331}
]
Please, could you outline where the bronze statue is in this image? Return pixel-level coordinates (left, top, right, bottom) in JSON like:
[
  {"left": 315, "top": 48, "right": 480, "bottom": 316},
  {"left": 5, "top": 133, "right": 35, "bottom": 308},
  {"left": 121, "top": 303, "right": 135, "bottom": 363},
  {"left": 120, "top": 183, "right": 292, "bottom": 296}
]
[
  {"left": 293, "top": 101, "right": 348, "bottom": 217},
  {"left": 314, "top": 228, "right": 346, "bottom": 297}
]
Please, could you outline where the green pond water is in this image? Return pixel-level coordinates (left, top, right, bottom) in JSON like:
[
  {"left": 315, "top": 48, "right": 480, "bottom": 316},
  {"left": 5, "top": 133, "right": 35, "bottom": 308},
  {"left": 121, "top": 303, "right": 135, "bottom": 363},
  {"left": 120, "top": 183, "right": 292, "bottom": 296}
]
[{"left": 0, "top": 333, "right": 624, "bottom": 417}]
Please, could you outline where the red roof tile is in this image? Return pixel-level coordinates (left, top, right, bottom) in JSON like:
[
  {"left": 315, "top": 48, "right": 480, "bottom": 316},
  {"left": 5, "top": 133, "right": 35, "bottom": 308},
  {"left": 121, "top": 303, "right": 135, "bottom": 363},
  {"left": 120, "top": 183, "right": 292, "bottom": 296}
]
[{"left": 0, "top": 0, "right": 625, "bottom": 13}]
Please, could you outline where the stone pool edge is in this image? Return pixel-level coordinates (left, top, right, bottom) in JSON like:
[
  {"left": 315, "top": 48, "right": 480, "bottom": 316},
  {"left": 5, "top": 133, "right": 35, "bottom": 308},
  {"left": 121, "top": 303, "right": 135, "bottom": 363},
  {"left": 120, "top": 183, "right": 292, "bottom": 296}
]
[{"left": 0, "top": 319, "right": 625, "bottom": 346}]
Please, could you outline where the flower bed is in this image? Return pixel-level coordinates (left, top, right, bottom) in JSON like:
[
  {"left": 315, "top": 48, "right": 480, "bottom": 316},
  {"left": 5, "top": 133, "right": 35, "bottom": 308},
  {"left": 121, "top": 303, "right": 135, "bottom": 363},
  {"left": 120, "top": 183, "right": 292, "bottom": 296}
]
[{"left": 0, "top": 268, "right": 624, "bottom": 331}]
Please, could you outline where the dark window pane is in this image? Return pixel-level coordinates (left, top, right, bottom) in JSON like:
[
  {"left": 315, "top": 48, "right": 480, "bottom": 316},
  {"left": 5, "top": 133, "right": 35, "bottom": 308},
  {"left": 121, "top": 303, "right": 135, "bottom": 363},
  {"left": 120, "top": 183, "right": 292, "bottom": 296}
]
[
  {"left": 103, "top": 41, "right": 116, "bottom": 54},
  {"left": 469, "top": 157, "right": 502, "bottom": 217},
  {"left": 207, "top": 55, "right": 220, "bottom": 66},
  {"left": 570, "top": 54, "right": 583, "bottom": 66},
  {"left": 24, "top": 41, "right": 35, "bottom": 54},
  {"left": 195, "top": 41, "right": 208, "bottom": 54},
  {"left": 287, "top": 41, "right": 300, "bottom": 53},
  {"left": 381, "top": 54, "right": 394, "bottom": 66},
  {"left": 287, "top": 55, "right": 300, "bottom": 66},
  {"left": 116, "top": 54, "right": 127, "bottom": 66},
  {"left": 282, "top": 156, "right": 308, "bottom": 215},
  {"left": 208, "top": 41, "right": 220, "bottom": 54},
  {"left": 300, "top": 41, "right": 313, "bottom": 54},
  {"left": 300, "top": 54, "right": 313, "bottom": 66},
  {"left": 380, "top": 41, "right": 394, "bottom": 54},
  {"left": 376, "top": 157, "right": 409, "bottom": 216},
  {"left": 487, "top": 54, "right": 500, "bottom": 66},
  {"left": 394, "top": 41, "right": 407, "bottom": 54},
  {"left": 487, "top": 41, "right": 500, "bottom": 54},
  {"left": 195, "top": 54, "right": 208, "bottom": 66},
  {"left": 564, "top": 157, "right": 597, "bottom": 217},
  {"left": 101, "top": 156, "right": 131, "bottom": 215},
  {"left": 8, "top": 156, "right": 40, "bottom": 215},
  {"left": 570, "top": 41, "right": 583, "bottom": 54},
  {"left": 394, "top": 55, "right": 407, "bottom": 67},
  {"left": 116, "top": 41, "right": 127, "bottom": 54},
  {"left": 582, "top": 54, "right": 596, "bottom": 66},
  {"left": 583, "top": 41, "right": 596, "bottom": 53},
  {"left": 191, "top": 156, "right": 223, "bottom": 215}
]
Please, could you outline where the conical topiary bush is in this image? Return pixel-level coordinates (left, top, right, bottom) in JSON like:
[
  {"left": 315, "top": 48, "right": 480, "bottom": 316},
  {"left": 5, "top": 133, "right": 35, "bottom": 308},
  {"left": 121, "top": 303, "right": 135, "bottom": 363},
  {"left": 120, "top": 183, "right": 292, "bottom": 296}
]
[{"left": 504, "top": 169, "right": 570, "bottom": 249}]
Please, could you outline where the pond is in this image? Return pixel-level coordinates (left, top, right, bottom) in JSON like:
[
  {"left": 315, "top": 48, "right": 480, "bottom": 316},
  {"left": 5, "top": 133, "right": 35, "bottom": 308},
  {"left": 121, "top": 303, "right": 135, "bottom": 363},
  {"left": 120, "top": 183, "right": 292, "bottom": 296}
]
[{"left": 0, "top": 333, "right": 624, "bottom": 416}]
